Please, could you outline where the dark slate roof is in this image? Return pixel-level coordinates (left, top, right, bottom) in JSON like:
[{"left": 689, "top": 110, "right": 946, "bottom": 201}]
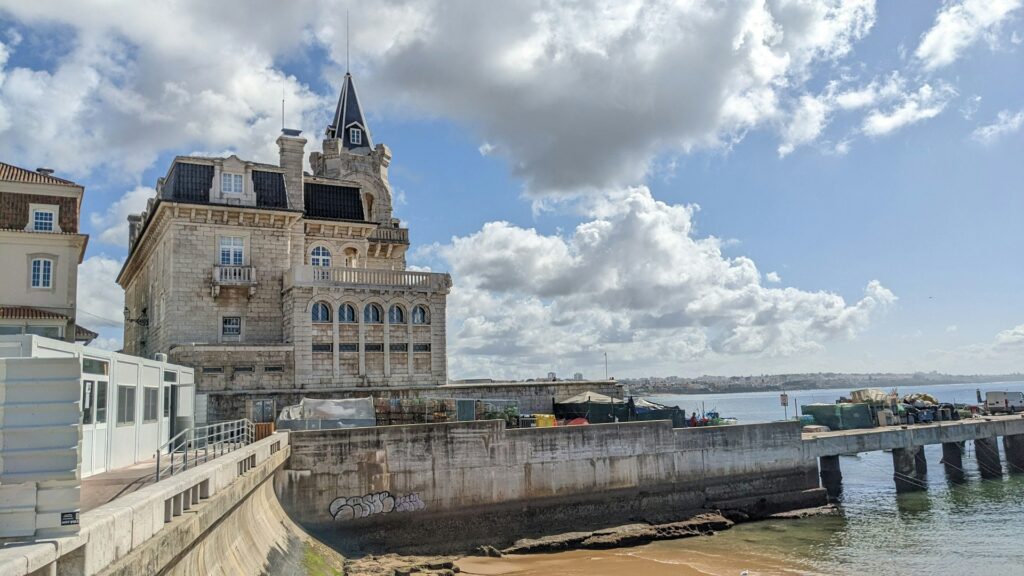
[
  {"left": 163, "top": 162, "right": 290, "bottom": 210},
  {"left": 304, "top": 182, "right": 365, "bottom": 221},
  {"left": 253, "top": 170, "right": 288, "bottom": 208},
  {"left": 326, "top": 73, "right": 373, "bottom": 149},
  {"left": 0, "top": 162, "right": 79, "bottom": 187}
]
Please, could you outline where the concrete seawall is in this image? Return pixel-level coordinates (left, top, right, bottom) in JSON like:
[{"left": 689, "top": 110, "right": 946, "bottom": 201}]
[{"left": 276, "top": 420, "right": 826, "bottom": 554}]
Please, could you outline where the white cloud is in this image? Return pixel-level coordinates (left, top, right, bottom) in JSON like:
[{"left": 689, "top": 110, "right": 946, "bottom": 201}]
[
  {"left": 778, "top": 94, "right": 830, "bottom": 156},
  {"left": 766, "top": 271, "right": 782, "bottom": 283},
  {"left": 87, "top": 336, "right": 122, "bottom": 351},
  {"left": 994, "top": 324, "right": 1024, "bottom": 349},
  {"left": 478, "top": 142, "right": 496, "bottom": 156},
  {"left": 946, "top": 324, "right": 959, "bottom": 333},
  {"left": 971, "top": 109, "right": 1024, "bottom": 144},
  {"left": 89, "top": 186, "right": 155, "bottom": 246},
  {"left": 76, "top": 255, "right": 125, "bottom": 328},
  {"left": 434, "top": 187, "right": 895, "bottom": 378},
  {"left": 862, "top": 83, "right": 955, "bottom": 137},
  {"left": 915, "top": 0, "right": 1022, "bottom": 71}
]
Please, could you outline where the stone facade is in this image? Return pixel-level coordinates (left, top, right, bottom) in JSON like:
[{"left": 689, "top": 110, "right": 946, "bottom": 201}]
[{"left": 118, "top": 76, "right": 451, "bottom": 421}]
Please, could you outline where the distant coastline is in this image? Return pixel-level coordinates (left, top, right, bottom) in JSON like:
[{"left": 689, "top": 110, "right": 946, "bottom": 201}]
[{"left": 623, "top": 372, "right": 1024, "bottom": 396}]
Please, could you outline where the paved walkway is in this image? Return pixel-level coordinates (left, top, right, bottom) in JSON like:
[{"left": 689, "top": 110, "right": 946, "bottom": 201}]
[{"left": 81, "top": 460, "right": 158, "bottom": 512}]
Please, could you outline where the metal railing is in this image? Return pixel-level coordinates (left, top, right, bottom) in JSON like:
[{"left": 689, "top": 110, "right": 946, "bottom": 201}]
[
  {"left": 213, "top": 265, "right": 256, "bottom": 285},
  {"left": 155, "top": 419, "right": 255, "bottom": 481}
]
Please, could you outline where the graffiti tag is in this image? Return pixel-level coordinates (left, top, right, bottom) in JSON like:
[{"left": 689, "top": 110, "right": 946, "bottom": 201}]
[{"left": 329, "top": 491, "right": 426, "bottom": 521}]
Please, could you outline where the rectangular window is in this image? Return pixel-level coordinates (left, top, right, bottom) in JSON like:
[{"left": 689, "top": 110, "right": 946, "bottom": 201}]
[
  {"left": 222, "top": 316, "right": 241, "bottom": 337},
  {"left": 117, "top": 385, "right": 136, "bottom": 425},
  {"left": 221, "top": 172, "right": 244, "bottom": 194},
  {"left": 233, "top": 366, "right": 254, "bottom": 373},
  {"left": 312, "top": 343, "right": 332, "bottom": 352},
  {"left": 163, "top": 386, "right": 172, "bottom": 418},
  {"left": 263, "top": 366, "right": 284, "bottom": 373},
  {"left": 26, "top": 325, "right": 60, "bottom": 338},
  {"left": 350, "top": 127, "right": 362, "bottom": 145},
  {"left": 0, "top": 326, "right": 21, "bottom": 335},
  {"left": 219, "top": 236, "right": 244, "bottom": 266},
  {"left": 31, "top": 258, "right": 53, "bottom": 288},
  {"left": 202, "top": 367, "right": 224, "bottom": 374},
  {"left": 338, "top": 343, "right": 358, "bottom": 352},
  {"left": 389, "top": 343, "right": 408, "bottom": 352},
  {"left": 413, "top": 343, "right": 432, "bottom": 352},
  {"left": 143, "top": 387, "right": 159, "bottom": 422},
  {"left": 95, "top": 381, "right": 107, "bottom": 423},
  {"left": 82, "top": 380, "right": 94, "bottom": 425},
  {"left": 33, "top": 210, "right": 55, "bottom": 232},
  {"left": 84, "top": 359, "right": 109, "bottom": 375},
  {"left": 365, "top": 343, "right": 384, "bottom": 352}
]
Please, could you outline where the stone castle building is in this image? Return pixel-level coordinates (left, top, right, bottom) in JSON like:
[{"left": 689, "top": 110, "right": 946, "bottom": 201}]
[
  {"left": 117, "top": 74, "right": 451, "bottom": 421},
  {"left": 0, "top": 162, "right": 96, "bottom": 344}
]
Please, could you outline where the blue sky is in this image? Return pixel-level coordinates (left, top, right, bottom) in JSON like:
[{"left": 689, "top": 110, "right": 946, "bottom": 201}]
[{"left": 0, "top": 0, "right": 1022, "bottom": 379}]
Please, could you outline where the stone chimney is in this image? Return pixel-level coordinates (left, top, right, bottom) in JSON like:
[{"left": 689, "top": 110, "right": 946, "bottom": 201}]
[
  {"left": 277, "top": 128, "right": 307, "bottom": 211},
  {"left": 127, "top": 214, "right": 143, "bottom": 250}
]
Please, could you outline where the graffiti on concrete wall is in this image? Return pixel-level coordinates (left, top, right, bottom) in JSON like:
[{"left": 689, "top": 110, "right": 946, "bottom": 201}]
[{"left": 329, "top": 491, "right": 426, "bottom": 521}]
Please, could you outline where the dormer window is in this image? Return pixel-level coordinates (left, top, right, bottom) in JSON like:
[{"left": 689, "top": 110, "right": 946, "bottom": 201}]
[
  {"left": 221, "top": 173, "right": 243, "bottom": 194},
  {"left": 33, "top": 209, "right": 55, "bottom": 232},
  {"left": 349, "top": 127, "right": 362, "bottom": 146}
]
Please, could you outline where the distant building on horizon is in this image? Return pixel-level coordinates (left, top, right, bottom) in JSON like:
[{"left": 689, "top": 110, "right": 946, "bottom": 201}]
[
  {"left": 0, "top": 163, "right": 96, "bottom": 344},
  {"left": 117, "top": 73, "right": 452, "bottom": 422}
]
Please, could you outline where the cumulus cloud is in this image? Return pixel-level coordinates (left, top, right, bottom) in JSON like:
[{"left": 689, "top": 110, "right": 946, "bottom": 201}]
[
  {"left": 434, "top": 187, "right": 894, "bottom": 378},
  {"left": 929, "top": 322, "right": 1024, "bottom": 373},
  {"left": 76, "top": 255, "right": 125, "bottom": 328},
  {"left": 862, "top": 83, "right": 955, "bottom": 137},
  {"left": 89, "top": 185, "right": 155, "bottom": 246},
  {"left": 971, "top": 109, "right": 1024, "bottom": 144},
  {"left": 778, "top": 94, "right": 830, "bottom": 157},
  {"left": 915, "top": 0, "right": 1022, "bottom": 71},
  {"left": 766, "top": 271, "right": 782, "bottom": 283}
]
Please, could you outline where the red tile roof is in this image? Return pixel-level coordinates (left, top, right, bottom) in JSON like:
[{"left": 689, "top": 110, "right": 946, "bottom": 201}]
[
  {"left": 75, "top": 324, "right": 99, "bottom": 342},
  {"left": 0, "top": 305, "right": 68, "bottom": 320},
  {"left": 0, "top": 162, "right": 79, "bottom": 187}
]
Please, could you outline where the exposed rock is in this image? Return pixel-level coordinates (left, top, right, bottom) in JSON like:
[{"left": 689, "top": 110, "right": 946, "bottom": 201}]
[
  {"left": 344, "top": 554, "right": 460, "bottom": 576},
  {"left": 472, "top": 545, "right": 504, "bottom": 558},
  {"left": 502, "top": 531, "right": 593, "bottom": 554},
  {"left": 768, "top": 505, "right": 839, "bottom": 520}
]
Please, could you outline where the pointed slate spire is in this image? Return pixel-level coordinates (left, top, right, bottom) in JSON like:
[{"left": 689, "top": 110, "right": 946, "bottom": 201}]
[{"left": 326, "top": 72, "right": 373, "bottom": 150}]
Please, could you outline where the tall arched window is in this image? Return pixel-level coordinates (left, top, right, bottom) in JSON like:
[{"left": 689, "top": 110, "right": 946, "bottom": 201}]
[
  {"left": 339, "top": 304, "right": 356, "bottom": 323},
  {"left": 412, "top": 305, "right": 429, "bottom": 325},
  {"left": 389, "top": 305, "right": 406, "bottom": 324},
  {"left": 364, "top": 303, "right": 383, "bottom": 324},
  {"left": 310, "top": 246, "right": 332, "bottom": 267},
  {"left": 311, "top": 302, "right": 332, "bottom": 323}
]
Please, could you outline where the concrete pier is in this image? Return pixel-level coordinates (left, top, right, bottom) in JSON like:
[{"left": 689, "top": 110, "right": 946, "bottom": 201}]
[
  {"left": 975, "top": 437, "right": 1003, "bottom": 479},
  {"left": 892, "top": 447, "right": 926, "bottom": 492},
  {"left": 819, "top": 455, "right": 842, "bottom": 498},
  {"left": 941, "top": 442, "right": 965, "bottom": 482},
  {"left": 1002, "top": 434, "right": 1024, "bottom": 473},
  {"left": 914, "top": 446, "right": 929, "bottom": 476}
]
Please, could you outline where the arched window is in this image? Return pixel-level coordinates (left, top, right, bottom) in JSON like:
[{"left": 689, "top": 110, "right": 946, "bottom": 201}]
[
  {"left": 343, "top": 247, "right": 359, "bottom": 268},
  {"left": 311, "top": 302, "right": 332, "bottom": 323},
  {"left": 364, "top": 303, "right": 383, "bottom": 324},
  {"left": 389, "top": 305, "right": 405, "bottom": 324},
  {"left": 412, "top": 305, "right": 429, "bottom": 325},
  {"left": 339, "top": 304, "right": 356, "bottom": 323},
  {"left": 310, "top": 246, "right": 331, "bottom": 267}
]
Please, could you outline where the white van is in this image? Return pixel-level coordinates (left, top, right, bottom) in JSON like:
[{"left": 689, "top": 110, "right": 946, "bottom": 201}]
[{"left": 985, "top": 391, "right": 1024, "bottom": 414}]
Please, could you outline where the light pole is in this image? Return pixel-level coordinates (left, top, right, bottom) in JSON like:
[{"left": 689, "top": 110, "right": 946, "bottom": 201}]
[{"left": 603, "top": 352, "right": 608, "bottom": 380}]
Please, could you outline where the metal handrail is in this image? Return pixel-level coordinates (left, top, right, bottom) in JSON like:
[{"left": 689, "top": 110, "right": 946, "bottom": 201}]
[{"left": 155, "top": 418, "right": 255, "bottom": 481}]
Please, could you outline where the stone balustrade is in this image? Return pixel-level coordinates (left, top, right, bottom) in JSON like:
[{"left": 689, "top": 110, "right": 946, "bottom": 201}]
[{"left": 284, "top": 265, "right": 451, "bottom": 293}]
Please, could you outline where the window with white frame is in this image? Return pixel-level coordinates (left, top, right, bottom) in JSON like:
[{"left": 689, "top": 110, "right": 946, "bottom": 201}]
[
  {"left": 219, "top": 236, "right": 244, "bottom": 266},
  {"left": 310, "top": 246, "right": 331, "bottom": 267},
  {"left": 350, "top": 127, "right": 362, "bottom": 145},
  {"left": 221, "top": 172, "right": 244, "bottom": 194},
  {"left": 222, "top": 316, "right": 241, "bottom": 337},
  {"left": 143, "top": 387, "right": 159, "bottom": 422},
  {"left": 33, "top": 209, "right": 55, "bottom": 232},
  {"left": 30, "top": 258, "right": 53, "bottom": 288}
]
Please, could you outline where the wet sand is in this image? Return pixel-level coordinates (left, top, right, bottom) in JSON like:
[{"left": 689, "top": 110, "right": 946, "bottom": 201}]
[{"left": 456, "top": 537, "right": 819, "bottom": 576}]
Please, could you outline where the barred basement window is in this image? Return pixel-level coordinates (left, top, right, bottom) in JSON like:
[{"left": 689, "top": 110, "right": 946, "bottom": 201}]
[
  {"left": 234, "top": 366, "right": 254, "bottom": 373},
  {"left": 202, "top": 367, "right": 224, "bottom": 374},
  {"left": 338, "top": 343, "right": 358, "bottom": 352},
  {"left": 364, "top": 343, "right": 384, "bottom": 352},
  {"left": 264, "top": 366, "right": 284, "bottom": 373},
  {"left": 390, "top": 343, "right": 408, "bottom": 352},
  {"left": 312, "top": 343, "right": 332, "bottom": 352},
  {"left": 413, "top": 343, "right": 432, "bottom": 352}
]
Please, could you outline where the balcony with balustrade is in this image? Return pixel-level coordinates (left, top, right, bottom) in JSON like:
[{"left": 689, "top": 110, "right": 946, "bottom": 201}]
[
  {"left": 212, "top": 265, "right": 257, "bottom": 298},
  {"left": 283, "top": 265, "right": 451, "bottom": 293}
]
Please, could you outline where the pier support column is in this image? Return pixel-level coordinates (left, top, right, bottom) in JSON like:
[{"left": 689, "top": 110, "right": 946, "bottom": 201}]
[
  {"left": 941, "top": 442, "right": 965, "bottom": 482},
  {"left": 1002, "top": 434, "right": 1024, "bottom": 474},
  {"left": 819, "top": 455, "right": 842, "bottom": 499},
  {"left": 975, "top": 437, "right": 1003, "bottom": 479},
  {"left": 892, "top": 447, "right": 926, "bottom": 492},
  {"left": 913, "top": 446, "right": 928, "bottom": 477}
]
